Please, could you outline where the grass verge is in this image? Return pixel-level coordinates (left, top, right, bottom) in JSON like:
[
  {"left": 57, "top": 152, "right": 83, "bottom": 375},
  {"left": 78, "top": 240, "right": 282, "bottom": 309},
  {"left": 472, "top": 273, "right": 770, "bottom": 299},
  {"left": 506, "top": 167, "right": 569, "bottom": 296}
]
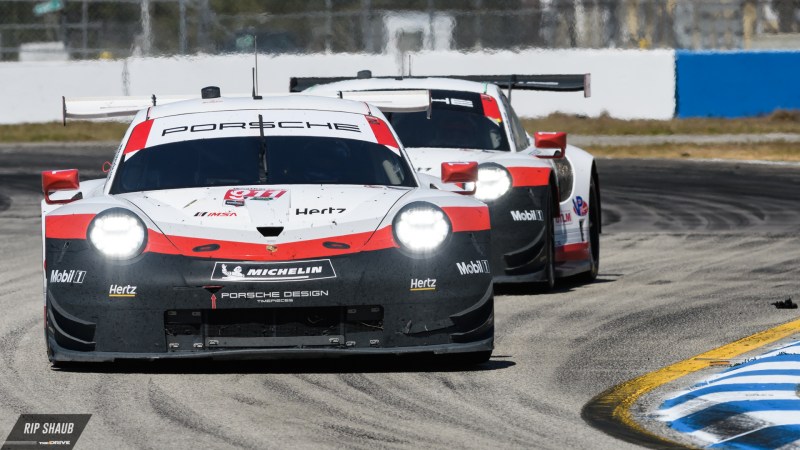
[
  {"left": 591, "top": 142, "right": 800, "bottom": 162},
  {"left": 522, "top": 110, "right": 800, "bottom": 136},
  {"left": 0, "top": 122, "right": 127, "bottom": 143},
  {"left": 2, "top": 111, "right": 799, "bottom": 144}
]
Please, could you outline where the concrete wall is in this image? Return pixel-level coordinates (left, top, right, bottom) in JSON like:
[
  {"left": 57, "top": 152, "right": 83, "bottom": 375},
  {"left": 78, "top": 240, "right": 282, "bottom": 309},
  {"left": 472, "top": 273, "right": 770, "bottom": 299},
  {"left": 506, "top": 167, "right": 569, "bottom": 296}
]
[
  {"left": 0, "top": 49, "right": 676, "bottom": 124},
  {"left": 676, "top": 50, "right": 800, "bottom": 118}
]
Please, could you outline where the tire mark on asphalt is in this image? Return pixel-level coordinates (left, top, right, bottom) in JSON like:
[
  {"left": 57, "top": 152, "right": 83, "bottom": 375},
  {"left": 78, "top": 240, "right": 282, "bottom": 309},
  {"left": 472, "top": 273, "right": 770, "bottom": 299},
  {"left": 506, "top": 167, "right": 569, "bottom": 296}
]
[
  {"left": 257, "top": 375, "right": 418, "bottom": 447},
  {"left": 0, "top": 317, "right": 43, "bottom": 412},
  {"left": 0, "top": 193, "right": 11, "bottom": 213},
  {"left": 147, "top": 380, "right": 261, "bottom": 450}
]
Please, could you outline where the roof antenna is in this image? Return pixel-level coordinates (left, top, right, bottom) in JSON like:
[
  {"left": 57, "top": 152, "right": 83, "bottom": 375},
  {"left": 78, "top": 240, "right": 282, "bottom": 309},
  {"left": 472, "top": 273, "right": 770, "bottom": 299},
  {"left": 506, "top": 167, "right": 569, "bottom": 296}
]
[{"left": 252, "top": 35, "right": 262, "bottom": 100}]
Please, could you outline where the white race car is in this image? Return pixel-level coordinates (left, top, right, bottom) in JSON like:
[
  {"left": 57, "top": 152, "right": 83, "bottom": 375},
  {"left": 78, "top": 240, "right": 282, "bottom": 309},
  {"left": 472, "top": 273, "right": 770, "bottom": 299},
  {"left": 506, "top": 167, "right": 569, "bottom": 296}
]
[
  {"left": 291, "top": 73, "right": 601, "bottom": 289},
  {"left": 41, "top": 87, "right": 494, "bottom": 364}
]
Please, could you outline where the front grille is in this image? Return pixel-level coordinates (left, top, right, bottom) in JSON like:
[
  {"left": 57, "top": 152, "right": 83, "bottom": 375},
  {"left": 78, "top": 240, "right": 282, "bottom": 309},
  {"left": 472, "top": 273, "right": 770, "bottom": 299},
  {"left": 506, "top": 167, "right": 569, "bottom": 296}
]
[{"left": 164, "top": 306, "right": 383, "bottom": 351}]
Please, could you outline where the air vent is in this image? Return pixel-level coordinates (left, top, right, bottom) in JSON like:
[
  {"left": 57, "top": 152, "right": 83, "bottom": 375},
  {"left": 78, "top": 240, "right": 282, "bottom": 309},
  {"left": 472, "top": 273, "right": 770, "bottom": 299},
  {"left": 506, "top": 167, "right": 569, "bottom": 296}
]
[{"left": 257, "top": 227, "right": 283, "bottom": 237}]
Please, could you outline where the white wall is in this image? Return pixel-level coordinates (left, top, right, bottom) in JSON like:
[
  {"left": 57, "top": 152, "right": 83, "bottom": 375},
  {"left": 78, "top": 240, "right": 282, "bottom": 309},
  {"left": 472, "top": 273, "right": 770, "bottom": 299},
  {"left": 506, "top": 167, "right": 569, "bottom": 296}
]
[{"left": 0, "top": 49, "right": 675, "bottom": 124}]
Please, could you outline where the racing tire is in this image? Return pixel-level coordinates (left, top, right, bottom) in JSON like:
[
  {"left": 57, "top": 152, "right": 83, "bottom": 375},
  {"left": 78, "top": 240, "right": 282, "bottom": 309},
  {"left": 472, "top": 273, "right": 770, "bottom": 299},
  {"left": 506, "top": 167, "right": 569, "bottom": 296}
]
[{"left": 578, "top": 178, "right": 600, "bottom": 283}]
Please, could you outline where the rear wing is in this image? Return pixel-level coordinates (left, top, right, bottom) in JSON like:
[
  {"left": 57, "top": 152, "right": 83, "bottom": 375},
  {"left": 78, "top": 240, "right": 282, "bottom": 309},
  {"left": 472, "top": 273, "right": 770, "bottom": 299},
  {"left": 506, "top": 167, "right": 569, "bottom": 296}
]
[
  {"left": 335, "top": 90, "right": 431, "bottom": 113},
  {"left": 61, "top": 95, "right": 194, "bottom": 125},
  {"left": 290, "top": 73, "right": 591, "bottom": 98},
  {"left": 62, "top": 89, "right": 430, "bottom": 125}
]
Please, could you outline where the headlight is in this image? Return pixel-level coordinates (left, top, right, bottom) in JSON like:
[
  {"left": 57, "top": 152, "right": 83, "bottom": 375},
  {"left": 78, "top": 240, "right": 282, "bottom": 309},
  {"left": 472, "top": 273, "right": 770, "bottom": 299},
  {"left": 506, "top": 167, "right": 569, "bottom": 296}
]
[
  {"left": 474, "top": 165, "right": 512, "bottom": 201},
  {"left": 87, "top": 209, "right": 147, "bottom": 259},
  {"left": 393, "top": 203, "right": 451, "bottom": 253}
]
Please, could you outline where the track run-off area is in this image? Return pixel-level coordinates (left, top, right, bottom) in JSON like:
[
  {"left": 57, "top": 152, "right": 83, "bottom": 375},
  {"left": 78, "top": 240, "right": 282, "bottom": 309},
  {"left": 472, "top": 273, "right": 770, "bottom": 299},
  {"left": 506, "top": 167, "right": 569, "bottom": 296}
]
[{"left": 1, "top": 143, "right": 799, "bottom": 449}]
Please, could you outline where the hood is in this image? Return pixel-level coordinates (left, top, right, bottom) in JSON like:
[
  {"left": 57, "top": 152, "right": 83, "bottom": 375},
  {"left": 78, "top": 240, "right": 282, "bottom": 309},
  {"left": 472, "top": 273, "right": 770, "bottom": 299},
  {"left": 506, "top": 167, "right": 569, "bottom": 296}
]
[
  {"left": 405, "top": 147, "right": 499, "bottom": 178},
  {"left": 119, "top": 185, "right": 410, "bottom": 258}
]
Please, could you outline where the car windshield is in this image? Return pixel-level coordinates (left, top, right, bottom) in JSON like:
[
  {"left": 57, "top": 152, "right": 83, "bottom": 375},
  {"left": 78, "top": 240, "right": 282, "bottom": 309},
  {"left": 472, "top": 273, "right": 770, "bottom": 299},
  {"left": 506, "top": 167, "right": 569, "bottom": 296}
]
[
  {"left": 388, "top": 90, "right": 510, "bottom": 151},
  {"left": 110, "top": 136, "right": 416, "bottom": 193}
]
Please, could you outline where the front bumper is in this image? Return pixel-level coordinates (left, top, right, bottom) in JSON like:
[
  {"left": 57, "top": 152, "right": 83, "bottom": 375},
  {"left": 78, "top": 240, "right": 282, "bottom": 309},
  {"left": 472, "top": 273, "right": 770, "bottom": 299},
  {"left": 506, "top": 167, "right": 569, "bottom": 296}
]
[
  {"left": 486, "top": 186, "right": 550, "bottom": 283},
  {"left": 45, "top": 232, "right": 493, "bottom": 362}
]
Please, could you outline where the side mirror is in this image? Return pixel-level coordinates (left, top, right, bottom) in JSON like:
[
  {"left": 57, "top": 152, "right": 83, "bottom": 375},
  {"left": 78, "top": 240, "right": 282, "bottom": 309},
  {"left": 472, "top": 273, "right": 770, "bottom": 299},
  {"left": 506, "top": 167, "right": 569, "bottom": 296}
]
[
  {"left": 42, "top": 169, "right": 80, "bottom": 205},
  {"left": 441, "top": 161, "right": 478, "bottom": 195},
  {"left": 534, "top": 132, "right": 567, "bottom": 159}
]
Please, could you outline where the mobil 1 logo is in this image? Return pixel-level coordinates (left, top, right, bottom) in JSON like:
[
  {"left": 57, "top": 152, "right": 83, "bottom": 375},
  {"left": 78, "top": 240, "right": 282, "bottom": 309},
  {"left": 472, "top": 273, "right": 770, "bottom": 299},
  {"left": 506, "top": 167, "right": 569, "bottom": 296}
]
[
  {"left": 510, "top": 210, "right": 544, "bottom": 222},
  {"left": 456, "top": 260, "right": 490, "bottom": 276},
  {"left": 49, "top": 269, "right": 87, "bottom": 284}
]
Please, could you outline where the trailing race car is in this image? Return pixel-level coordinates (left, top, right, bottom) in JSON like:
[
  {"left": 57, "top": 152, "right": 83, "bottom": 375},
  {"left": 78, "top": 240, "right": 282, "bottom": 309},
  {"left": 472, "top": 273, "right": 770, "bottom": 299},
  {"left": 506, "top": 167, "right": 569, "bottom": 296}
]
[
  {"left": 42, "top": 87, "right": 494, "bottom": 364},
  {"left": 290, "top": 73, "right": 601, "bottom": 289}
]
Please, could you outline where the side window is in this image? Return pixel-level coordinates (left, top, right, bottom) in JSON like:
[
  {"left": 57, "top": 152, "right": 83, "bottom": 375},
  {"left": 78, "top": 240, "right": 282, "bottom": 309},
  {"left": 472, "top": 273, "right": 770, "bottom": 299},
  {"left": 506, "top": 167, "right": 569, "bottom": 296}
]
[{"left": 498, "top": 92, "right": 529, "bottom": 152}]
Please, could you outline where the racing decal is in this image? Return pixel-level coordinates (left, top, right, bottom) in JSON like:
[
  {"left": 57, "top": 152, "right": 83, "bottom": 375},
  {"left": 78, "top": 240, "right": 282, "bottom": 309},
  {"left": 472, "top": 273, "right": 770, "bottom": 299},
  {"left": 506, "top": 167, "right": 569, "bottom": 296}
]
[
  {"left": 49, "top": 269, "right": 87, "bottom": 284},
  {"left": 219, "top": 290, "right": 329, "bottom": 303},
  {"left": 506, "top": 167, "right": 550, "bottom": 187},
  {"left": 194, "top": 211, "right": 238, "bottom": 217},
  {"left": 510, "top": 210, "right": 544, "bottom": 221},
  {"left": 410, "top": 278, "right": 436, "bottom": 291},
  {"left": 431, "top": 97, "right": 474, "bottom": 108},
  {"left": 123, "top": 119, "right": 154, "bottom": 156},
  {"left": 45, "top": 214, "right": 95, "bottom": 239},
  {"left": 572, "top": 196, "right": 589, "bottom": 216},
  {"left": 210, "top": 259, "right": 336, "bottom": 283},
  {"left": 456, "top": 260, "right": 490, "bottom": 276},
  {"left": 148, "top": 111, "right": 377, "bottom": 149},
  {"left": 295, "top": 207, "right": 346, "bottom": 215},
  {"left": 441, "top": 206, "right": 491, "bottom": 232},
  {"left": 224, "top": 188, "right": 286, "bottom": 201},
  {"left": 556, "top": 212, "right": 573, "bottom": 225},
  {"left": 556, "top": 242, "right": 590, "bottom": 262},
  {"left": 109, "top": 284, "right": 137, "bottom": 298},
  {"left": 160, "top": 121, "right": 361, "bottom": 137},
  {"left": 480, "top": 94, "right": 502, "bottom": 123},
  {"left": 366, "top": 116, "right": 400, "bottom": 152}
]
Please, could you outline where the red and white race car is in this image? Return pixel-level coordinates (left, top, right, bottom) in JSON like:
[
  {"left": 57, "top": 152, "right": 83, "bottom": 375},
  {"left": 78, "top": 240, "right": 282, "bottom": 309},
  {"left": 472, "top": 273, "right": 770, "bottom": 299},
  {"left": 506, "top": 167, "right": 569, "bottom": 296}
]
[
  {"left": 291, "top": 73, "right": 601, "bottom": 289},
  {"left": 41, "top": 88, "right": 494, "bottom": 364}
]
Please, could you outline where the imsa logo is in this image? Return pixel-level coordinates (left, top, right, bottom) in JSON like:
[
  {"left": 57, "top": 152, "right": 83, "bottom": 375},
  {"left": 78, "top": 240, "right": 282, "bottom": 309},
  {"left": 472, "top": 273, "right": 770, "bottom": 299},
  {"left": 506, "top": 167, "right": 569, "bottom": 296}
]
[
  {"left": 49, "top": 270, "right": 87, "bottom": 284},
  {"left": 456, "top": 260, "right": 490, "bottom": 276}
]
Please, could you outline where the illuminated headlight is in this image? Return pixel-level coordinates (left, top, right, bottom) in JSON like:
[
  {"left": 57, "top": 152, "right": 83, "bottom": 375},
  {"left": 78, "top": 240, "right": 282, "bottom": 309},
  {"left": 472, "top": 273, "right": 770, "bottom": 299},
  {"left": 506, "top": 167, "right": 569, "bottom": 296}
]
[
  {"left": 475, "top": 165, "right": 512, "bottom": 201},
  {"left": 393, "top": 203, "right": 451, "bottom": 253},
  {"left": 88, "top": 209, "right": 147, "bottom": 259}
]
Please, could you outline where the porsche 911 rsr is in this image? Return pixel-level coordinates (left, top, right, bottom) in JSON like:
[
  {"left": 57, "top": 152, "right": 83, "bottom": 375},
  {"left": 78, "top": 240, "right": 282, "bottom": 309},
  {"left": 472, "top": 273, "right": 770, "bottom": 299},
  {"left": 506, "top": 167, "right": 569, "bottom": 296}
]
[
  {"left": 42, "top": 90, "right": 493, "bottom": 364},
  {"left": 291, "top": 73, "right": 601, "bottom": 289}
]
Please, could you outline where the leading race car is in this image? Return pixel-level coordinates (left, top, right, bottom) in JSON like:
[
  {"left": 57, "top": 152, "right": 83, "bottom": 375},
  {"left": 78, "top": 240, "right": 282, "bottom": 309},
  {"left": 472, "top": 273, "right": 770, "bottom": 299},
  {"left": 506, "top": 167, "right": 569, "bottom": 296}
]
[
  {"left": 42, "top": 88, "right": 494, "bottom": 364},
  {"left": 291, "top": 73, "right": 601, "bottom": 289}
]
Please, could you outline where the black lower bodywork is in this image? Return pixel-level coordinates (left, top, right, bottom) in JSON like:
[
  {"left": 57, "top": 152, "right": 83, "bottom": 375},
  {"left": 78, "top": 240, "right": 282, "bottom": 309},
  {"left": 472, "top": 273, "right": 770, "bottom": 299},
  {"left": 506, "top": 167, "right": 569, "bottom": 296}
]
[
  {"left": 486, "top": 185, "right": 553, "bottom": 284},
  {"left": 44, "top": 231, "right": 493, "bottom": 362}
]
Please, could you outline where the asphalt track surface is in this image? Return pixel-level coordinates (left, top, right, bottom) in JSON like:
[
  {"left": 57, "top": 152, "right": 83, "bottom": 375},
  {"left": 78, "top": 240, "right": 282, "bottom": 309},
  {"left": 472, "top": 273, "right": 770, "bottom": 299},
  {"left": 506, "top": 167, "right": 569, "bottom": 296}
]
[{"left": 1, "top": 143, "right": 799, "bottom": 449}]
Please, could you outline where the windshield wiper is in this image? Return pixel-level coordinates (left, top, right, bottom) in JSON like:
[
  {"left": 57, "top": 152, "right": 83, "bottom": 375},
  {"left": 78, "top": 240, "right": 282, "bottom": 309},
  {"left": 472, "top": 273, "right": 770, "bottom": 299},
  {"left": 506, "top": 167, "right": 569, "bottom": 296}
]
[{"left": 257, "top": 114, "right": 268, "bottom": 183}]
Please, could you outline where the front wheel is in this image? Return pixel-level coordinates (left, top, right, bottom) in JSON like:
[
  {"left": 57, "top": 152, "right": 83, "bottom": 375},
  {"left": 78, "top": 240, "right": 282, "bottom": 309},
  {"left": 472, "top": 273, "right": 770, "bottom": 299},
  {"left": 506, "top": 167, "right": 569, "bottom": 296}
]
[{"left": 579, "top": 178, "right": 600, "bottom": 283}]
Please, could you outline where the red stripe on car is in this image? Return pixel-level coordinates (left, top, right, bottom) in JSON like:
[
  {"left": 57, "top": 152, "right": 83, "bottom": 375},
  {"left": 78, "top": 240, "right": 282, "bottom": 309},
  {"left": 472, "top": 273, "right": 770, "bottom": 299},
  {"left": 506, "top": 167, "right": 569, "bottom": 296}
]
[
  {"left": 481, "top": 94, "right": 502, "bottom": 123},
  {"left": 366, "top": 116, "right": 399, "bottom": 149},
  {"left": 556, "top": 242, "right": 590, "bottom": 262},
  {"left": 45, "top": 214, "right": 95, "bottom": 239},
  {"left": 443, "top": 206, "right": 491, "bottom": 232},
  {"left": 149, "top": 226, "right": 397, "bottom": 260},
  {"left": 507, "top": 167, "right": 550, "bottom": 187},
  {"left": 123, "top": 119, "right": 154, "bottom": 154}
]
